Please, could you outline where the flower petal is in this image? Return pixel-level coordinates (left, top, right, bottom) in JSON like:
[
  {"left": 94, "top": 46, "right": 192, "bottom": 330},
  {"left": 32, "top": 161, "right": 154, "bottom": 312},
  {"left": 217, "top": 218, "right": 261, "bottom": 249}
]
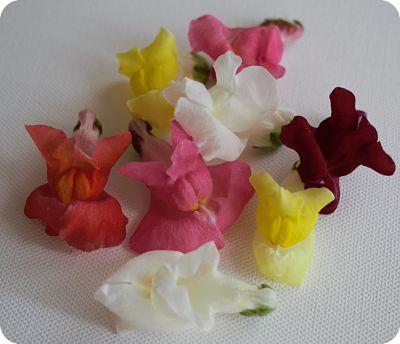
[
  {"left": 72, "top": 109, "right": 100, "bottom": 156},
  {"left": 253, "top": 229, "right": 314, "bottom": 287},
  {"left": 248, "top": 108, "right": 293, "bottom": 148},
  {"left": 60, "top": 192, "right": 127, "bottom": 251},
  {"left": 174, "top": 97, "right": 246, "bottom": 161},
  {"left": 129, "top": 199, "right": 225, "bottom": 253},
  {"left": 94, "top": 250, "right": 189, "bottom": 332},
  {"left": 212, "top": 50, "right": 242, "bottom": 92},
  {"left": 188, "top": 15, "right": 233, "bottom": 61},
  {"left": 24, "top": 184, "right": 67, "bottom": 235},
  {"left": 117, "top": 28, "right": 180, "bottom": 96},
  {"left": 231, "top": 24, "right": 285, "bottom": 78},
  {"left": 129, "top": 119, "right": 173, "bottom": 163},
  {"left": 211, "top": 53, "right": 278, "bottom": 133},
  {"left": 24, "top": 184, "right": 127, "bottom": 251},
  {"left": 280, "top": 116, "right": 328, "bottom": 182},
  {"left": 164, "top": 77, "right": 213, "bottom": 111},
  {"left": 250, "top": 171, "right": 333, "bottom": 248},
  {"left": 189, "top": 15, "right": 285, "bottom": 78},
  {"left": 207, "top": 160, "right": 254, "bottom": 231},
  {"left": 127, "top": 90, "right": 174, "bottom": 137},
  {"left": 96, "top": 242, "right": 277, "bottom": 331}
]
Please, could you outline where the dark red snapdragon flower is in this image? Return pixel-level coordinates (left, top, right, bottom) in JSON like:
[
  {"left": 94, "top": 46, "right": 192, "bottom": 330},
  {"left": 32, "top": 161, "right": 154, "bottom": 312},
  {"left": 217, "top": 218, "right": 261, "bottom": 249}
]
[{"left": 280, "top": 87, "right": 395, "bottom": 214}]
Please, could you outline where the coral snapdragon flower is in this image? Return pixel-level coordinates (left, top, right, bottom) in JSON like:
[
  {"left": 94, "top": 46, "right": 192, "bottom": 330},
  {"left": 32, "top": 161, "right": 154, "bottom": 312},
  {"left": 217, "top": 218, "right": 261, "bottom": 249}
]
[{"left": 24, "top": 110, "right": 131, "bottom": 251}]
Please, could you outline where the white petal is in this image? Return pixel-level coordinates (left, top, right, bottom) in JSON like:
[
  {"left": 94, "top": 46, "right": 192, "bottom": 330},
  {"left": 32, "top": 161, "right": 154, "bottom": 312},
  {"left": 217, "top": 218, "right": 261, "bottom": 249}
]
[
  {"left": 163, "top": 77, "right": 213, "bottom": 111},
  {"left": 213, "top": 51, "right": 242, "bottom": 92},
  {"left": 248, "top": 108, "right": 294, "bottom": 148},
  {"left": 95, "top": 242, "right": 278, "bottom": 332},
  {"left": 213, "top": 65, "right": 278, "bottom": 133},
  {"left": 94, "top": 251, "right": 189, "bottom": 332},
  {"left": 174, "top": 97, "right": 246, "bottom": 161}
]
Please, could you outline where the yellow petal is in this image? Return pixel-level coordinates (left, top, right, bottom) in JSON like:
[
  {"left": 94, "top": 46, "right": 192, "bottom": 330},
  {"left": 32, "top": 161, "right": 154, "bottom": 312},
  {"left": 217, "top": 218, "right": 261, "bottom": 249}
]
[
  {"left": 117, "top": 28, "right": 179, "bottom": 96},
  {"left": 253, "top": 229, "right": 314, "bottom": 287},
  {"left": 127, "top": 90, "right": 174, "bottom": 137},
  {"left": 250, "top": 171, "right": 334, "bottom": 248}
]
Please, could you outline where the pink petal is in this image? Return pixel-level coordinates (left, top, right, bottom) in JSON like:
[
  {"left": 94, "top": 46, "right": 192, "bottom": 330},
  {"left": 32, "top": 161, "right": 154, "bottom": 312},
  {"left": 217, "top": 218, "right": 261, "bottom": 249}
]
[
  {"left": 72, "top": 109, "right": 101, "bottom": 156},
  {"left": 129, "top": 198, "right": 224, "bottom": 253},
  {"left": 188, "top": 14, "right": 232, "bottom": 61},
  {"left": 207, "top": 161, "right": 254, "bottom": 231},
  {"left": 189, "top": 15, "right": 285, "bottom": 78},
  {"left": 170, "top": 120, "right": 193, "bottom": 147},
  {"left": 232, "top": 25, "right": 284, "bottom": 71}
]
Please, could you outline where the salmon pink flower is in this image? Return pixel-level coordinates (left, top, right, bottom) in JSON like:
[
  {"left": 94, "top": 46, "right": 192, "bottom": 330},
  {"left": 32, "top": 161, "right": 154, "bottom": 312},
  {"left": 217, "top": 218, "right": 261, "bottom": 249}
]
[
  {"left": 24, "top": 109, "right": 131, "bottom": 251},
  {"left": 95, "top": 242, "right": 277, "bottom": 332},
  {"left": 188, "top": 15, "right": 303, "bottom": 79},
  {"left": 280, "top": 87, "right": 396, "bottom": 214},
  {"left": 118, "top": 121, "right": 254, "bottom": 253}
]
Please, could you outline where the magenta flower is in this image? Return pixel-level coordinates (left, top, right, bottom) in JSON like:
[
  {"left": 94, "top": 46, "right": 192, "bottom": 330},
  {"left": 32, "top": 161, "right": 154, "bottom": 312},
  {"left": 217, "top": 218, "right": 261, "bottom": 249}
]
[
  {"left": 188, "top": 15, "right": 303, "bottom": 79},
  {"left": 119, "top": 121, "right": 254, "bottom": 253},
  {"left": 280, "top": 87, "right": 395, "bottom": 214}
]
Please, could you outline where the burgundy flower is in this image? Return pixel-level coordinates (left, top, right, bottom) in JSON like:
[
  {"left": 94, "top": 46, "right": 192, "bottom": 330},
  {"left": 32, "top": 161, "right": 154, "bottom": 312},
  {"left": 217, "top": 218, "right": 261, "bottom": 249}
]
[{"left": 280, "top": 87, "right": 395, "bottom": 214}]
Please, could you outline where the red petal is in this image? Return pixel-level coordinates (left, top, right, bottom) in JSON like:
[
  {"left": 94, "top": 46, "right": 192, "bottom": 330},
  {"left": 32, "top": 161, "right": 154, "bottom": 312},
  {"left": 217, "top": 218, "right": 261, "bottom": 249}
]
[
  {"left": 59, "top": 192, "right": 127, "bottom": 251},
  {"left": 25, "top": 184, "right": 127, "bottom": 251},
  {"left": 329, "top": 87, "right": 358, "bottom": 128},
  {"left": 363, "top": 142, "right": 396, "bottom": 175},
  {"left": 24, "top": 184, "right": 67, "bottom": 235},
  {"left": 93, "top": 131, "right": 131, "bottom": 168},
  {"left": 280, "top": 116, "right": 328, "bottom": 183}
]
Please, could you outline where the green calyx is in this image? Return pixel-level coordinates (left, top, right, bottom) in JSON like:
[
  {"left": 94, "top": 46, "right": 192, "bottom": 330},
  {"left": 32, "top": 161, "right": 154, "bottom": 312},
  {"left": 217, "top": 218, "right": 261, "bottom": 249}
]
[
  {"left": 191, "top": 52, "right": 211, "bottom": 85},
  {"left": 261, "top": 18, "right": 303, "bottom": 28},
  {"left": 240, "top": 284, "right": 274, "bottom": 317},
  {"left": 240, "top": 305, "right": 275, "bottom": 317},
  {"left": 270, "top": 131, "right": 282, "bottom": 147}
]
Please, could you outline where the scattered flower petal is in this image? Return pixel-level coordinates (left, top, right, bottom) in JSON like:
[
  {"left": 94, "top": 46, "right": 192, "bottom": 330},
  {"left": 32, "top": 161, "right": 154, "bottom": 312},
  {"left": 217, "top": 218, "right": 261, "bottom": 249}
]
[
  {"left": 118, "top": 121, "right": 254, "bottom": 253},
  {"left": 117, "top": 28, "right": 179, "bottom": 96},
  {"left": 24, "top": 110, "right": 131, "bottom": 251},
  {"left": 280, "top": 87, "right": 396, "bottom": 213},
  {"left": 94, "top": 242, "right": 277, "bottom": 331},
  {"left": 250, "top": 171, "right": 334, "bottom": 286},
  {"left": 164, "top": 51, "right": 287, "bottom": 162},
  {"left": 189, "top": 14, "right": 286, "bottom": 78}
]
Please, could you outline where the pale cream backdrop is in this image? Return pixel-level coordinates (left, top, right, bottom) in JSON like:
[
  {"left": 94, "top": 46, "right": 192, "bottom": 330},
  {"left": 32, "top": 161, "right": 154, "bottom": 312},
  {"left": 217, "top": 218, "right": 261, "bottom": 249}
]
[{"left": 0, "top": 0, "right": 399, "bottom": 343}]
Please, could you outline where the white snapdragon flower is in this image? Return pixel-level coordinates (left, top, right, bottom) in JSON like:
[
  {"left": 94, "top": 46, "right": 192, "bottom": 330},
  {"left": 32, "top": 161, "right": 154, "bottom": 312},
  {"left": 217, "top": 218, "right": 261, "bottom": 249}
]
[
  {"left": 164, "top": 51, "right": 292, "bottom": 162},
  {"left": 95, "top": 242, "right": 277, "bottom": 332}
]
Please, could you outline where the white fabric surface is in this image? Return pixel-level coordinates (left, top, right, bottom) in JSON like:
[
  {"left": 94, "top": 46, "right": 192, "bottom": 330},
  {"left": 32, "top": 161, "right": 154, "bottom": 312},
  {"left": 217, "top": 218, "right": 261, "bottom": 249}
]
[{"left": 0, "top": 0, "right": 399, "bottom": 343}]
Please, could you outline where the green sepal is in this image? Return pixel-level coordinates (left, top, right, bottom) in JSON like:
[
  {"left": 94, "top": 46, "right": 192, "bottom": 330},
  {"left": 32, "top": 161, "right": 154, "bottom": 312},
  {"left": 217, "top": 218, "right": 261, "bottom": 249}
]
[{"left": 191, "top": 52, "right": 211, "bottom": 85}]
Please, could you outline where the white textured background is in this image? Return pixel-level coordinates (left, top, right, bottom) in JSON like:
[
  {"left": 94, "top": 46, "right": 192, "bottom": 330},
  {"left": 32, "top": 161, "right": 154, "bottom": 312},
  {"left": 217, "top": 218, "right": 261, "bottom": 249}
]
[{"left": 0, "top": 0, "right": 399, "bottom": 343}]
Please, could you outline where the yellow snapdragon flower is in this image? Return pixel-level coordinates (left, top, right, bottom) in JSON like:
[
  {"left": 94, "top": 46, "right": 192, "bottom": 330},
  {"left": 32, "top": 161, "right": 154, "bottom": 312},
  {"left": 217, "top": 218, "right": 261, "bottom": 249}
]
[
  {"left": 250, "top": 171, "right": 334, "bottom": 286},
  {"left": 117, "top": 28, "right": 179, "bottom": 135}
]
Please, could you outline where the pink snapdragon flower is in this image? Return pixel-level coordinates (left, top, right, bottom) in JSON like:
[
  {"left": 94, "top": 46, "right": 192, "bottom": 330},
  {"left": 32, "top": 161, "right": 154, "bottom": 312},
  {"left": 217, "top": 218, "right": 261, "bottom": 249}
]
[
  {"left": 119, "top": 120, "right": 254, "bottom": 253},
  {"left": 188, "top": 15, "right": 303, "bottom": 78}
]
